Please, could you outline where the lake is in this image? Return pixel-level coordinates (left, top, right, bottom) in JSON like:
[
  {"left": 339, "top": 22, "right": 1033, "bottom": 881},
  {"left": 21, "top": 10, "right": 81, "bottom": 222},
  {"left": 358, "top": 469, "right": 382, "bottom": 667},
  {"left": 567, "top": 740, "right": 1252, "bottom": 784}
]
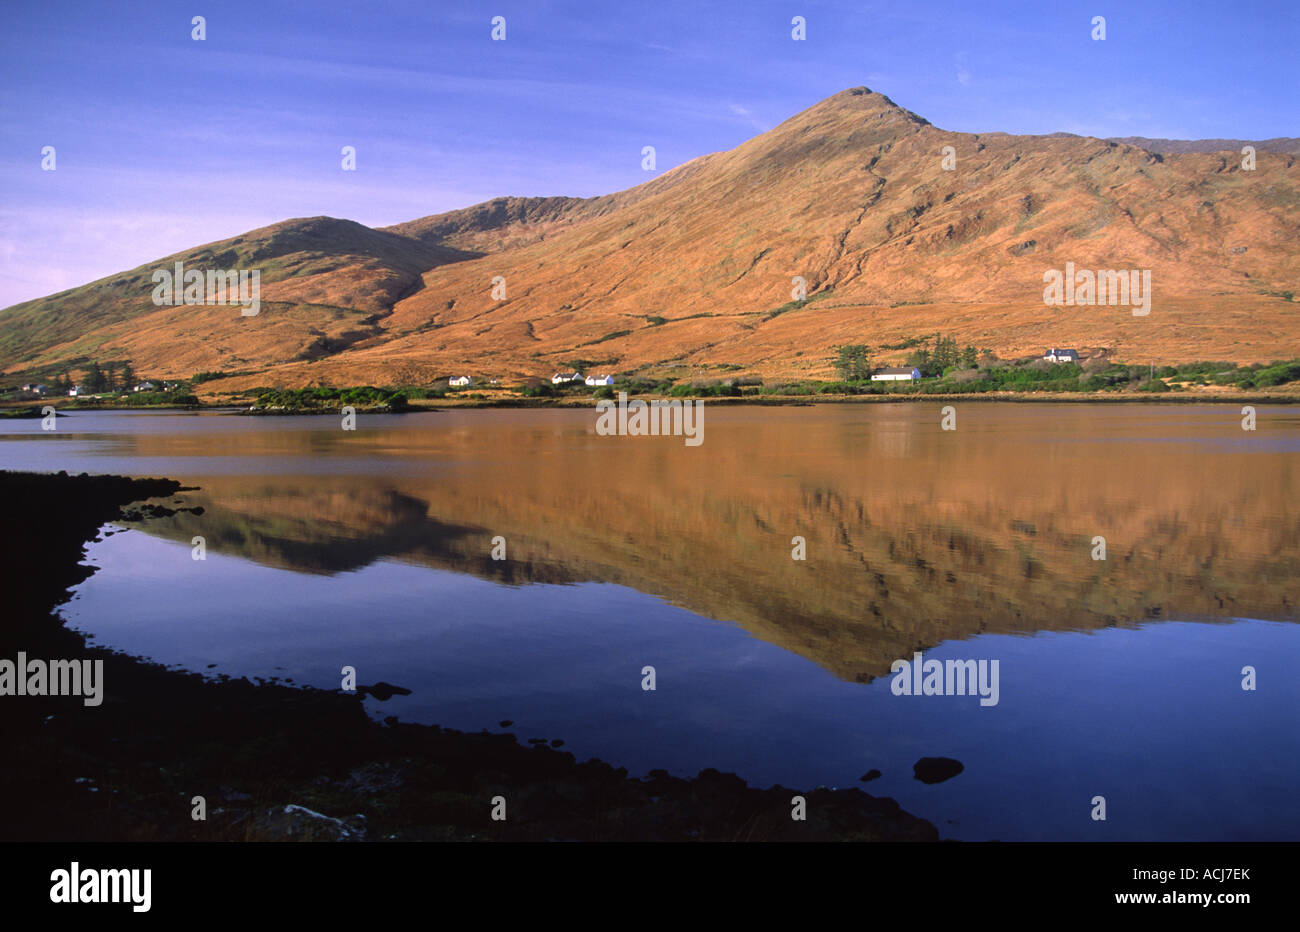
[{"left": 4, "top": 403, "right": 1298, "bottom": 840}]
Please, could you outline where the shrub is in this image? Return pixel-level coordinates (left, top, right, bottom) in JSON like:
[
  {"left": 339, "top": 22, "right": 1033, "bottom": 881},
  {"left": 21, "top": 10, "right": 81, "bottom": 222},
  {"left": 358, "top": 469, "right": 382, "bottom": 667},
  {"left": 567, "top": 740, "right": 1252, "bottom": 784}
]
[
  {"left": 120, "top": 391, "right": 199, "bottom": 406},
  {"left": 252, "top": 386, "right": 407, "bottom": 409},
  {"left": 1253, "top": 362, "right": 1300, "bottom": 387}
]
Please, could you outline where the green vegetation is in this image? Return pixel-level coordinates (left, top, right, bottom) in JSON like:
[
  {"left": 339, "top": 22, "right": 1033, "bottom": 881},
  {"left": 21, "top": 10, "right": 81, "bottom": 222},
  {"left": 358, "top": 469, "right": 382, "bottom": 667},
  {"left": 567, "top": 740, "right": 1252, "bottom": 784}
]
[
  {"left": 669, "top": 381, "right": 742, "bottom": 398},
  {"left": 829, "top": 344, "right": 872, "bottom": 380},
  {"left": 84, "top": 361, "right": 106, "bottom": 392},
  {"left": 902, "top": 334, "right": 979, "bottom": 377},
  {"left": 190, "top": 369, "right": 257, "bottom": 385},
  {"left": 742, "top": 356, "right": 1300, "bottom": 398},
  {"left": 612, "top": 377, "right": 674, "bottom": 395},
  {"left": 1241, "top": 360, "right": 1300, "bottom": 388},
  {"left": 192, "top": 370, "right": 230, "bottom": 384},
  {"left": 580, "top": 329, "right": 632, "bottom": 346},
  {"left": 764, "top": 289, "right": 834, "bottom": 321},
  {"left": 250, "top": 386, "right": 410, "bottom": 411},
  {"left": 22, "top": 352, "right": 1296, "bottom": 413},
  {"left": 118, "top": 390, "right": 200, "bottom": 406},
  {"left": 765, "top": 299, "right": 807, "bottom": 320},
  {"left": 74, "top": 359, "right": 148, "bottom": 393},
  {"left": 1139, "top": 359, "right": 1300, "bottom": 390},
  {"left": 669, "top": 312, "right": 716, "bottom": 322},
  {"left": 60, "top": 389, "right": 199, "bottom": 408}
]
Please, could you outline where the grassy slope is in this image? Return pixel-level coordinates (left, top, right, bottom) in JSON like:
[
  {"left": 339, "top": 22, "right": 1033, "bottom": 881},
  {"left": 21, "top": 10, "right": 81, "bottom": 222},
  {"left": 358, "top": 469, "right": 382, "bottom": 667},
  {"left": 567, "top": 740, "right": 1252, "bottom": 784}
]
[{"left": 3, "top": 88, "right": 1297, "bottom": 387}]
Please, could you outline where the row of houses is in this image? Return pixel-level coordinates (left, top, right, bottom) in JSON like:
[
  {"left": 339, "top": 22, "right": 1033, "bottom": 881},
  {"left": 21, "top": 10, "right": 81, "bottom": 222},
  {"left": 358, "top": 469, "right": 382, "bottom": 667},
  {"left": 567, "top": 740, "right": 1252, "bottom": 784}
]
[
  {"left": 20, "top": 350, "right": 1082, "bottom": 398},
  {"left": 70, "top": 382, "right": 165, "bottom": 396},
  {"left": 551, "top": 372, "right": 615, "bottom": 386},
  {"left": 374, "top": 373, "right": 613, "bottom": 390},
  {"left": 22, "top": 380, "right": 171, "bottom": 397}
]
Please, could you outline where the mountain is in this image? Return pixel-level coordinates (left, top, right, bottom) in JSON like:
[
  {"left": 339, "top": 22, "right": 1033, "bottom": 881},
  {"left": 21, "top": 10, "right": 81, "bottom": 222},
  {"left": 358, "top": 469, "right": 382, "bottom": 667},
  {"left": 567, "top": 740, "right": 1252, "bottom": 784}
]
[
  {"left": 3, "top": 87, "right": 1297, "bottom": 386},
  {"left": 1106, "top": 136, "right": 1300, "bottom": 156}
]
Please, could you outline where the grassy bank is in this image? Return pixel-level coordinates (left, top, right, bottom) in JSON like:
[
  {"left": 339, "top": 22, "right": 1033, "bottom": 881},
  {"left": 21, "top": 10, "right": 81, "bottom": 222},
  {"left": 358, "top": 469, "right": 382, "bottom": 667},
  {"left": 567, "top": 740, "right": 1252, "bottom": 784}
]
[{"left": 6, "top": 356, "right": 1298, "bottom": 414}]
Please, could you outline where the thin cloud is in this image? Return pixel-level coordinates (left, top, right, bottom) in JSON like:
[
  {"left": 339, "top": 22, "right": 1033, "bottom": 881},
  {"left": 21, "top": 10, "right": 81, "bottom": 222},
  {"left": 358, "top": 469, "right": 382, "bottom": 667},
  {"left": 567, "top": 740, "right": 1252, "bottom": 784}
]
[{"left": 729, "top": 103, "right": 767, "bottom": 133}]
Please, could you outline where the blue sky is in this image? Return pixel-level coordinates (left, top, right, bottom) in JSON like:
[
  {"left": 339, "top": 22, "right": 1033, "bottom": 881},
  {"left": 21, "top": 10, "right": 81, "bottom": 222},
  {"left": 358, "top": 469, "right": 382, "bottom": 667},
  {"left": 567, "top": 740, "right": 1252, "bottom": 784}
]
[{"left": 1, "top": 0, "right": 1295, "bottom": 308}]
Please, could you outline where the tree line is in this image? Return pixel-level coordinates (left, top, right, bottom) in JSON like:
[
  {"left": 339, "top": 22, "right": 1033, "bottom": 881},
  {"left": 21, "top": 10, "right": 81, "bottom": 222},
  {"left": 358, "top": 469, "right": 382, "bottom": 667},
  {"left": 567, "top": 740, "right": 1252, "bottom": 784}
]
[
  {"left": 54, "top": 361, "right": 138, "bottom": 393},
  {"left": 830, "top": 334, "right": 979, "bottom": 380}
]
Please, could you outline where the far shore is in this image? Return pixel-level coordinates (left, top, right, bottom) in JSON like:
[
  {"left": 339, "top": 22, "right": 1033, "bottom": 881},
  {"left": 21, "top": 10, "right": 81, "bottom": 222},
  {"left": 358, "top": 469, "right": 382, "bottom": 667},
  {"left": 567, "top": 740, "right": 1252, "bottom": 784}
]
[{"left": 2, "top": 389, "right": 1297, "bottom": 417}]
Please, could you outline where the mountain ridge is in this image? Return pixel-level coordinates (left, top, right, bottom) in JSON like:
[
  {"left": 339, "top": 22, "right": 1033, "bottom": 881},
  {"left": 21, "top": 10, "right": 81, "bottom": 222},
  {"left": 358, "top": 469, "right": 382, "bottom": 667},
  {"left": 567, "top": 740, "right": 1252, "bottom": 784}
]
[{"left": 3, "top": 87, "right": 1297, "bottom": 384}]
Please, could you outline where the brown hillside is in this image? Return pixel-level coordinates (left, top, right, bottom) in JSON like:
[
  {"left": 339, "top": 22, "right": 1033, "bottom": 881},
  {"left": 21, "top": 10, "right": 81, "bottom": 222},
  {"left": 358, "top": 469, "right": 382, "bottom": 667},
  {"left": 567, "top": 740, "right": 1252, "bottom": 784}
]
[{"left": 3, "top": 88, "right": 1297, "bottom": 385}]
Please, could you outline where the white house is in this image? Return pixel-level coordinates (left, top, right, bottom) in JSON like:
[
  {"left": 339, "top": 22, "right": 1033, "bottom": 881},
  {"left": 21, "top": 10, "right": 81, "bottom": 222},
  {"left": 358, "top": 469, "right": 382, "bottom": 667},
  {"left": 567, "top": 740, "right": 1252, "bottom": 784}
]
[
  {"left": 1044, "top": 348, "right": 1079, "bottom": 363},
  {"left": 870, "top": 367, "right": 923, "bottom": 382},
  {"left": 68, "top": 385, "right": 84, "bottom": 397},
  {"left": 551, "top": 372, "right": 583, "bottom": 384},
  {"left": 448, "top": 376, "right": 473, "bottom": 387},
  {"left": 584, "top": 374, "right": 614, "bottom": 387},
  {"left": 134, "top": 381, "right": 157, "bottom": 392}
]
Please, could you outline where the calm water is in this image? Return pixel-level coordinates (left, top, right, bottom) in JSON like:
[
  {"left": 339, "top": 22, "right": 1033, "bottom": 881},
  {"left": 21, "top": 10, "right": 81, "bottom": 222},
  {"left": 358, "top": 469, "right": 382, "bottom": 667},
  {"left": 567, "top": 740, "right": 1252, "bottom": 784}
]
[{"left": 4, "top": 404, "right": 1298, "bottom": 840}]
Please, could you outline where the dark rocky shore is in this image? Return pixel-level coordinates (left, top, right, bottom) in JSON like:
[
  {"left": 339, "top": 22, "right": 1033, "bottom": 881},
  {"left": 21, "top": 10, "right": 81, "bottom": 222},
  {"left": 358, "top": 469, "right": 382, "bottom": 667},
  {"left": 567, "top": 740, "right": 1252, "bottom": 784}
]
[{"left": 0, "top": 470, "right": 939, "bottom": 842}]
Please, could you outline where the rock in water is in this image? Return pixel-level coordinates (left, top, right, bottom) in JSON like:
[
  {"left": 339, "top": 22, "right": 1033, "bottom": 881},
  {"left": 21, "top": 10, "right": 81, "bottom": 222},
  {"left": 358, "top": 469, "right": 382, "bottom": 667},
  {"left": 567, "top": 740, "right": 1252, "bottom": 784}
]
[
  {"left": 357, "top": 681, "right": 412, "bottom": 701},
  {"left": 912, "top": 757, "right": 964, "bottom": 784}
]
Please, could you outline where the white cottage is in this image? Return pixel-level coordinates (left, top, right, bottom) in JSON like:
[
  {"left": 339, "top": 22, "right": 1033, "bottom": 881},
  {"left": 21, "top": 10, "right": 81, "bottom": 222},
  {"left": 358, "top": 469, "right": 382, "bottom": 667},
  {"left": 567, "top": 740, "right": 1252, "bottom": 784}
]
[
  {"left": 870, "top": 367, "right": 923, "bottom": 382},
  {"left": 1044, "top": 348, "right": 1079, "bottom": 363},
  {"left": 551, "top": 372, "right": 583, "bottom": 384},
  {"left": 449, "top": 376, "right": 473, "bottom": 387},
  {"left": 584, "top": 374, "right": 614, "bottom": 387}
]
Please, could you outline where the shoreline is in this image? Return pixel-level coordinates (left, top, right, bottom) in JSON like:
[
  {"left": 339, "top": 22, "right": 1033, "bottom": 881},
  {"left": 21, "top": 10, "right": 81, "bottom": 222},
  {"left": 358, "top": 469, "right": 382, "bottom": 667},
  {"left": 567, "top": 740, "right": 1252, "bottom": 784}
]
[
  {"left": 0, "top": 469, "right": 939, "bottom": 842},
  {"left": 3, "top": 389, "right": 1296, "bottom": 417}
]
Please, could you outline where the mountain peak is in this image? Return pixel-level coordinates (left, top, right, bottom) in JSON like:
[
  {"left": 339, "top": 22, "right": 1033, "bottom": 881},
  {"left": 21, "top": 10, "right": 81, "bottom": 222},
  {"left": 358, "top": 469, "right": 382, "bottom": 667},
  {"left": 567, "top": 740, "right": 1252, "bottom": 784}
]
[
  {"left": 2, "top": 88, "right": 1295, "bottom": 385},
  {"left": 809, "top": 86, "right": 932, "bottom": 126}
]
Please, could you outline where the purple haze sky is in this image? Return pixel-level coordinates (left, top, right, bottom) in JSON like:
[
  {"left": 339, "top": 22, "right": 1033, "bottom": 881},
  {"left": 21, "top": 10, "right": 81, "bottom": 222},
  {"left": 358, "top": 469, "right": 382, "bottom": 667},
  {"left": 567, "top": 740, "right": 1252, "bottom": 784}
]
[{"left": 0, "top": 0, "right": 1295, "bottom": 309}]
